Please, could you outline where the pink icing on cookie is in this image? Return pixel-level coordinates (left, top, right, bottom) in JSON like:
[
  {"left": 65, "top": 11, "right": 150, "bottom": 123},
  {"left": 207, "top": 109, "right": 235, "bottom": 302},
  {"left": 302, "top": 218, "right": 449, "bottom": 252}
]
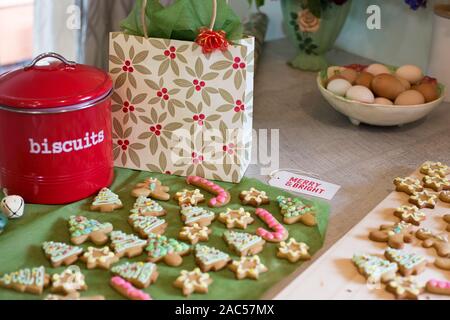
[
  {"left": 428, "top": 279, "right": 450, "bottom": 289},
  {"left": 255, "top": 208, "right": 287, "bottom": 241},
  {"left": 111, "top": 276, "right": 151, "bottom": 300}
]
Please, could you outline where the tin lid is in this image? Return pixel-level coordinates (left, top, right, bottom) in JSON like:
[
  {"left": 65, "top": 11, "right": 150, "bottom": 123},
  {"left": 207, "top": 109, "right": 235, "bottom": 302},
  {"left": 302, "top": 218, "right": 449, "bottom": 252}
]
[{"left": 0, "top": 52, "right": 113, "bottom": 111}]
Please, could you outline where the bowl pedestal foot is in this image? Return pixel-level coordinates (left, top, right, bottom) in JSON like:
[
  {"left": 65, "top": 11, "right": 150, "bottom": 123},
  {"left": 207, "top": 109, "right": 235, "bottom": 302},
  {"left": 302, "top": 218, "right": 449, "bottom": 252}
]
[{"left": 349, "top": 117, "right": 361, "bottom": 126}]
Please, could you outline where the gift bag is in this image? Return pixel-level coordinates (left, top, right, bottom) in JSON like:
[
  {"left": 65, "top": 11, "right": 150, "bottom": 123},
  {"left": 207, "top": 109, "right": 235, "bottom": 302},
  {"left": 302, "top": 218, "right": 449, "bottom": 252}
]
[{"left": 108, "top": 0, "right": 254, "bottom": 183}]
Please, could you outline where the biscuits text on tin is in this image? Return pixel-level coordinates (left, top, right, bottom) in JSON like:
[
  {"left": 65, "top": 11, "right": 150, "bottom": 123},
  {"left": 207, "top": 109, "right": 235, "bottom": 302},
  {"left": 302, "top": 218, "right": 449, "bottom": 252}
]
[{"left": 28, "top": 130, "right": 105, "bottom": 154}]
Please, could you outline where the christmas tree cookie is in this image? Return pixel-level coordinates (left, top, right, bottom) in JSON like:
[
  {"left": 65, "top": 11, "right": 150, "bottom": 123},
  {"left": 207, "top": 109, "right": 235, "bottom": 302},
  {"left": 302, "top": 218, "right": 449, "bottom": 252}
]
[
  {"left": 109, "top": 231, "right": 147, "bottom": 258},
  {"left": 352, "top": 254, "right": 398, "bottom": 283},
  {"left": 42, "top": 241, "right": 83, "bottom": 268},
  {"left": 223, "top": 230, "right": 265, "bottom": 256},
  {"left": 385, "top": 248, "right": 427, "bottom": 276},
  {"left": 180, "top": 205, "right": 215, "bottom": 227},
  {"left": 276, "top": 196, "right": 317, "bottom": 226},
  {"left": 90, "top": 187, "right": 123, "bottom": 212},
  {"left": 111, "top": 262, "right": 158, "bottom": 289},
  {"left": 194, "top": 244, "right": 231, "bottom": 272},
  {"left": 145, "top": 234, "right": 190, "bottom": 267},
  {"left": 0, "top": 266, "right": 50, "bottom": 295},
  {"left": 68, "top": 215, "right": 113, "bottom": 245},
  {"left": 130, "top": 196, "right": 166, "bottom": 217},
  {"left": 128, "top": 213, "right": 168, "bottom": 238}
]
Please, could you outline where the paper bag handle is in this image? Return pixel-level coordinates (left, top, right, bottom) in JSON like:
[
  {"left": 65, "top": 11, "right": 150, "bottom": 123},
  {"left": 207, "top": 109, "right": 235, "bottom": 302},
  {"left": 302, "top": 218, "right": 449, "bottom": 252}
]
[{"left": 140, "top": 0, "right": 229, "bottom": 38}]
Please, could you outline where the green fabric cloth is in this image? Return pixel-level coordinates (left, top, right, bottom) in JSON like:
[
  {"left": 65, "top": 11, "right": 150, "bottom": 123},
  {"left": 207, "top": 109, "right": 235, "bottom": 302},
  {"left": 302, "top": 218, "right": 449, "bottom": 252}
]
[{"left": 0, "top": 168, "right": 329, "bottom": 300}]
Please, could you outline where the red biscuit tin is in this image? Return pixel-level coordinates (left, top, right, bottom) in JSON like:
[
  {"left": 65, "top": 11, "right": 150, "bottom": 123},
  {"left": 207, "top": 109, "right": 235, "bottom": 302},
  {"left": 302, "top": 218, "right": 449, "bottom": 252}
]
[{"left": 0, "top": 53, "right": 114, "bottom": 204}]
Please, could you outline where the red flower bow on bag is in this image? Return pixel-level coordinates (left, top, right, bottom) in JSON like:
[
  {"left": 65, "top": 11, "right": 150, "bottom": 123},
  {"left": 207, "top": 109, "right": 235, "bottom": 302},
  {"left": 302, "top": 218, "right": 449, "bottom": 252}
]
[{"left": 195, "top": 0, "right": 230, "bottom": 54}]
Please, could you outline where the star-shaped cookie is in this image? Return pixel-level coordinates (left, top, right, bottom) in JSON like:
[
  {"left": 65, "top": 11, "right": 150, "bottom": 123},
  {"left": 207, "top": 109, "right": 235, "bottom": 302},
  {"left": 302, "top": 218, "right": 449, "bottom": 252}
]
[
  {"left": 393, "top": 177, "right": 423, "bottom": 195},
  {"left": 420, "top": 161, "right": 449, "bottom": 178},
  {"left": 228, "top": 255, "right": 268, "bottom": 280},
  {"left": 50, "top": 266, "right": 87, "bottom": 295},
  {"left": 81, "top": 246, "right": 119, "bottom": 270},
  {"left": 174, "top": 189, "right": 205, "bottom": 206},
  {"left": 408, "top": 191, "right": 437, "bottom": 209},
  {"left": 386, "top": 276, "right": 424, "bottom": 299},
  {"left": 173, "top": 268, "right": 213, "bottom": 297},
  {"left": 423, "top": 175, "right": 450, "bottom": 192},
  {"left": 239, "top": 188, "right": 270, "bottom": 207},
  {"left": 393, "top": 205, "right": 426, "bottom": 226},
  {"left": 218, "top": 208, "right": 254, "bottom": 229},
  {"left": 178, "top": 223, "right": 211, "bottom": 245},
  {"left": 277, "top": 238, "right": 311, "bottom": 263}
]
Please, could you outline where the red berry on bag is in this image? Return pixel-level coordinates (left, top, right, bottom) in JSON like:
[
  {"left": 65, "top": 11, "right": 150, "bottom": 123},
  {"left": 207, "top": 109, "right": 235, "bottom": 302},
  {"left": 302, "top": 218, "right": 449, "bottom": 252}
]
[
  {"left": 124, "top": 101, "right": 130, "bottom": 107},
  {"left": 195, "top": 86, "right": 202, "bottom": 91},
  {"left": 239, "top": 63, "right": 246, "bottom": 69},
  {"left": 164, "top": 50, "right": 170, "bottom": 56},
  {"left": 118, "top": 140, "right": 123, "bottom": 145},
  {"left": 200, "top": 81, "right": 205, "bottom": 87},
  {"left": 195, "top": 27, "right": 229, "bottom": 54},
  {"left": 233, "top": 64, "right": 239, "bottom": 70},
  {"left": 170, "top": 46, "right": 176, "bottom": 52},
  {"left": 156, "top": 124, "right": 162, "bottom": 130},
  {"left": 129, "top": 106, "right": 135, "bottom": 112},
  {"left": 150, "top": 126, "right": 156, "bottom": 132},
  {"left": 193, "top": 115, "right": 199, "bottom": 121},
  {"left": 234, "top": 57, "right": 241, "bottom": 63},
  {"left": 199, "top": 114, "right": 205, "bottom": 120},
  {"left": 162, "top": 88, "right": 168, "bottom": 94},
  {"left": 125, "top": 60, "right": 131, "bottom": 66}
]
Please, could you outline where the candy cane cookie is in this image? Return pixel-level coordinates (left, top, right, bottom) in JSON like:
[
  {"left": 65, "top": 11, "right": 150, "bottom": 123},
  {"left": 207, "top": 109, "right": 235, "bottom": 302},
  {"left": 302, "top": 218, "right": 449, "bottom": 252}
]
[
  {"left": 254, "top": 208, "right": 289, "bottom": 243},
  {"left": 426, "top": 279, "right": 450, "bottom": 296},
  {"left": 186, "top": 176, "right": 230, "bottom": 208},
  {"left": 110, "top": 276, "right": 152, "bottom": 300}
]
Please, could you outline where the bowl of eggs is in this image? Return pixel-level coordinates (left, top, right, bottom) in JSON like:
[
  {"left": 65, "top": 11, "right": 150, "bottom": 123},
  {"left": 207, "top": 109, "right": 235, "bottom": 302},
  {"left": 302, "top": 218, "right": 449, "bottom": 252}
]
[{"left": 317, "top": 63, "right": 446, "bottom": 126}]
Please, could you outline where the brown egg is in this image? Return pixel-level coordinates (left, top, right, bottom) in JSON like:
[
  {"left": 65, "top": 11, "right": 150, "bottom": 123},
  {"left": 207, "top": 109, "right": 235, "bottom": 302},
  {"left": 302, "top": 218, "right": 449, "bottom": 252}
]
[
  {"left": 395, "top": 90, "right": 425, "bottom": 106},
  {"left": 355, "top": 72, "right": 374, "bottom": 88},
  {"left": 395, "top": 76, "right": 411, "bottom": 90},
  {"left": 339, "top": 68, "right": 358, "bottom": 84},
  {"left": 371, "top": 74, "right": 405, "bottom": 100},
  {"left": 374, "top": 97, "right": 394, "bottom": 105},
  {"left": 413, "top": 83, "right": 439, "bottom": 103}
]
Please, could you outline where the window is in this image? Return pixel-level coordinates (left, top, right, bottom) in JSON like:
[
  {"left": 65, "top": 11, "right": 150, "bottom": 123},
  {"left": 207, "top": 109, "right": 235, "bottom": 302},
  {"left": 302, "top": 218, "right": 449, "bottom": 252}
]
[{"left": 0, "top": 0, "right": 34, "bottom": 73}]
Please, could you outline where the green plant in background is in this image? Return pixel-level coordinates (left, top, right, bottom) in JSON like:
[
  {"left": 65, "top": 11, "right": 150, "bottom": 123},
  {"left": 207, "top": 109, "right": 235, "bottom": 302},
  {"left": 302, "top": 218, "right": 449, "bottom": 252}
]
[{"left": 247, "top": 0, "right": 266, "bottom": 10}]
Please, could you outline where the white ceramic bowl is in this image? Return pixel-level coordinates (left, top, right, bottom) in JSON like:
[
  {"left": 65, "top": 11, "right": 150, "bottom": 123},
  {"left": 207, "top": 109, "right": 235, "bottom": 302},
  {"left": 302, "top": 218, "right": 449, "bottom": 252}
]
[{"left": 317, "top": 74, "right": 446, "bottom": 126}]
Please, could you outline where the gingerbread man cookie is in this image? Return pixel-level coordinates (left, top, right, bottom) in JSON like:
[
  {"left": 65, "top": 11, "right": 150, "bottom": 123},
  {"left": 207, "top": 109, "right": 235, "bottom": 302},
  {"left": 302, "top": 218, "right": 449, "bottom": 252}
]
[
  {"left": 174, "top": 189, "right": 205, "bottom": 206},
  {"left": 369, "top": 221, "right": 415, "bottom": 249},
  {"left": 420, "top": 161, "right": 449, "bottom": 178},
  {"left": 42, "top": 241, "right": 83, "bottom": 268},
  {"left": 277, "top": 238, "right": 311, "bottom": 263},
  {"left": 90, "top": 188, "right": 123, "bottom": 212},
  {"left": 229, "top": 255, "right": 268, "bottom": 280},
  {"left": 218, "top": 208, "right": 254, "bottom": 229},
  {"left": 223, "top": 230, "right": 265, "bottom": 256},
  {"left": 386, "top": 276, "right": 424, "bottom": 299},
  {"left": 352, "top": 254, "right": 398, "bottom": 283},
  {"left": 180, "top": 205, "right": 215, "bottom": 227},
  {"left": 439, "top": 191, "right": 450, "bottom": 204},
  {"left": 239, "top": 188, "right": 270, "bottom": 207},
  {"left": 109, "top": 231, "right": 147, "bottom": 258},
  {"left": 81, "top": 246, "right": 119, "bottom": 270},
  {"left": 186, "top": 176, "right": 230, "bottom": 208},
  {"left": 50, "top": 266, "right": 87, "bottom": 295},
  {"left": 0, "top": 266, "right": 50, "bottom": 295},
  {"left": 173, "top": 268, "right": 213, "bottom": 297},
  {"left": 128, "top": 213, "right": 168, "bottom": 238},
  {"left": 130, "top": 196, "right": 166, "bottom": 217},
  {"left": 393, "top": 177, "right": 423, "bottom": 195},
  {"left": 426, "top": 279, "right": 450, "bottom": 296},
  {"left": 255, "top": 208, "right": 289, "bottom": 243},
  {"left": 423, "top": 175, "right": 450, "bottom": 192},
  {"left": 68, "top": 215, "right": 113, "bottom": 245},
  {"left": 276, "top": 196, "right": 317, "bottom": 226},
  {"left": 416, "top": 228, "right": 450, "bottom": 257},
  {"left": 111, "top": 262, "right": 158, "bottom": 289},
  {"left": 409, "top": 190, "right": 438, "bottom": 209},
  {"left": 110, "top": 276, "right": 152, "bottom": 300},
  {"left": 393, "top": 205, "right": 426, "bottom": 226},
  {"left": 145, "top": 234, "right": 190, "bottom": 267},
  {"left": 131, "top": 177, "right": 170, "bottom": 201},
  {"left": 178, "top": 223, "right": 211, "bottom": 245},
  {"left": 385, "top": 248, "right": 427, "bottom": 276},
  {"left": 194, "top": 244, "right": 231, "bottom": 272}
]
